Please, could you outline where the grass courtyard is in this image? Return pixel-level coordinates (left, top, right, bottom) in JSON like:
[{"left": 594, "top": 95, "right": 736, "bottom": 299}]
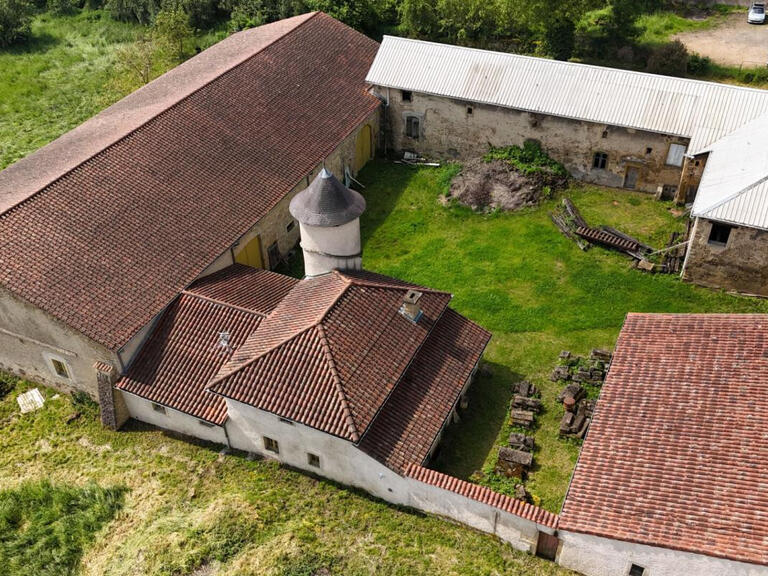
[{"left": 355, "top": 160, "right": 768, "bottom": 512}]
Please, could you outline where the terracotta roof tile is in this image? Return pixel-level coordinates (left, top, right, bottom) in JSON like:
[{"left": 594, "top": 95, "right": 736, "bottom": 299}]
[
  {"left": 360, "top": 308, "right": 490, "bottom": 472},
  {"left": 209, "top": 270, "right": 453, "bottom": 441},
  {"left": 115, "top": 267, "right": 292, "bottom": 423},
  {"left": 406, "top": 464, "right": 559, "bottom": 529},
  {"left": 0, "top": 13, "right": 379, "bottom": 350},
  {"left": 559, "top": 313, "right": 768, "bottom": 566}
]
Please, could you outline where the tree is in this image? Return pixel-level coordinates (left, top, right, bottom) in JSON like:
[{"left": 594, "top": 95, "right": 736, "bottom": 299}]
[
  {"left": 113, "top": 34, "right": 161, "bottom": 89},
  {"left": 0, "top": 0, "right": 32, "bottom": 47},
  {"left": 227, "top": 0, "right": 266, "bottom": 31},
  {"left": 153, "top": 6, "right": 194, "bottom": 62},
  {"left": 105, "top": 0, "right": 161, "bottom": 24},
  {"left": 647, "top": 40, "right": 689, "bottom": 77},
  {"left": 399, "top": 0, "right": 438, "bottom": 39},
  {"left": 543, "top": 16, "right": 575, "bottom": 61}
]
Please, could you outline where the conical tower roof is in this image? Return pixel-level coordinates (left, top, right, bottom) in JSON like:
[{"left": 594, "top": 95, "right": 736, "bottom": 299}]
[{"left": 289, "top": 168, "right": 365, "bottom": 226}]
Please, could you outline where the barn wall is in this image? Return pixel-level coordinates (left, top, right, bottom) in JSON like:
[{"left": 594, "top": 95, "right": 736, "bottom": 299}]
[
  {"left": 682, "top": 217, "right": 768, "bottom": 296},
  {"left": 122, "top": 390, "right": 228, "bottom": 445},
  {"left": 0, "top": 285, "right": 118, "bottom": 398},
  {"left": 378, "top": 89, "right": 687, "bottom": 195},
  {"left": 558, "top": 531, "right": 766, "bottom": 576}
]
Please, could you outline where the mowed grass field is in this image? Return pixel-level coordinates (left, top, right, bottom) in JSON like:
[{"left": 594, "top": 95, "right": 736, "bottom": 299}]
[{"left": 355, "top": 161, "right": 768, "bottom": 512}]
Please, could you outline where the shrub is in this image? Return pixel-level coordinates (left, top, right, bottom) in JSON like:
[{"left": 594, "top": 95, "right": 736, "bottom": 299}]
[
  {"left": 484, "top": 140, "right": 568, "bottom": 177},
  {"left": 226, "top": 0, "right": 265, "bottom": 31},
  {"left": 154, "top": 6, "right": 193, "bottom": 61},
  {"left": 47, "top": 0, "right": 79, "bottom": 14},
  {"left": 686, "top": 52, "right": 711, "bottom": 75},
  {"left": 105, "top": 0, "right": 161, "bottom": 24},
  {"left": 647, "top": 39, "right": 688, "bottom": 77},
  {"left": 0, "top": 0, "right": 33, "bottom": 47},
  {"left": 543, "top": 16, "right": 575, "bottom": 61}
]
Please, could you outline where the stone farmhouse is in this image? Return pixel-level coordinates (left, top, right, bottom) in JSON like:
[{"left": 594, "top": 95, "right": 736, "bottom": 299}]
[
  {"left": 366, "top": 36, "right": 768, "bottom": 296},
  {"left": 2, "top": 12, "right": 768, "bottom": 576}
]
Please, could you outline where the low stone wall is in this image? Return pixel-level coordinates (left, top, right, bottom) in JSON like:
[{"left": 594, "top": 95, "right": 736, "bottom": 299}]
[{"left": 682, "top": 217, "right": 768, "bottom": 296}]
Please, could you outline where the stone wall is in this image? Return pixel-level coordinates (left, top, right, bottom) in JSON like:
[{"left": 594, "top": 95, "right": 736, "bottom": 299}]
[
  {"left": 376, "top": 89, "right": 687, "bottom": 195},
  {"left": 682, "top": 217, "right": 768, "bottom": 296}
]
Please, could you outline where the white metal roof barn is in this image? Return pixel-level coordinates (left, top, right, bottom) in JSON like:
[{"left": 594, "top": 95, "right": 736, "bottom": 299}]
[{"left": 366, "top": 36, "right": 768, "bottom": 154}]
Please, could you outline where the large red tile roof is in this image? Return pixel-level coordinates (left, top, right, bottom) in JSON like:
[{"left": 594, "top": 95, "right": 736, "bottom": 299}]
[
  {"left": 360, "top": 308, "right": 490, "bottom": 472},
  {"left": 209, "top": 270, "right": 453, "bottom": 442},
  {"left": 560, "top": 313, "right": 768, "bottom": 566},
  {"left": 0, "top": 13, "right": 380, "bottom": 350},
  {"left": 115, "top": 266, "right": 296, "bottom": 424}
]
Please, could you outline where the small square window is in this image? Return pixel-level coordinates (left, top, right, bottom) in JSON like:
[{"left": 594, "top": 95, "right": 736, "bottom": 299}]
[
  {"left": 661, "top": 184, "right": 677, "bottom": 199},
  {"left": 51, "top": 359, "right": 69, "bottom": 379},
  {"left": 152, "top": 403, "right": 166, "bottom": 414},
  {"left": 401, "top": 90, "right": 412, "bottom": 102},
  {"left": 199, "top": 419, "right": 214, "bottom": 428},
  {"left": 307, "top": 453, "right": 320, "bottom": 468},
  {"left": 645, "top": 147, "right": 653, "bottom": 155},
  {"left": 602, "top": 129, "right": 609, "bottom": 138},
  {"left": 708, "top": 222, "right": 732, "bottom": 246},
  {"left": 286, "top": 221, "right": 295, "bottom": 232},
  {"left": 405, "top": 115, "right": 420, "bottom": 139},
  {"left": 628, "top": 565, "right": 646, "bottom": 576},
  {"left": 467, "top": 106, "right": 473, "bottom": 115},
  {"left": 593, "top": 152, "right": 608, "bottom": 170},
  {"left": 264, "top": 436, "right": 279, "bottom": 454}
]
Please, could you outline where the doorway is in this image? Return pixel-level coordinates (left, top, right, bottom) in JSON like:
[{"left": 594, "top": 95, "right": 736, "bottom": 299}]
[
  {"left": 624, "top": 166, "right": 639, "bottom": 189},
  {"left": 354, "top": 124, "right": 372, "bottom": 172}
]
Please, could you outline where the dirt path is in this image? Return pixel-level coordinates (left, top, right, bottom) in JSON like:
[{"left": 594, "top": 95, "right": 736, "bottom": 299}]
[{"left": 675, "top": 13, "right": 768, "bottom": 67}]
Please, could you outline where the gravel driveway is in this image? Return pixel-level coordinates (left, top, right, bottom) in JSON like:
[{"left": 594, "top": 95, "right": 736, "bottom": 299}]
[{"left": 675, "top": 13, "right": 768, "bottom": 68}]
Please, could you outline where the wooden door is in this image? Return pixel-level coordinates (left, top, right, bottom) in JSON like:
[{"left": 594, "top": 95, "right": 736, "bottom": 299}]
[
  {"left": 536, "top": 531, "right": 560, "bottom": 561},
  {"left": 234, "top": 234, "right": 263, "bottom": 269},
  {"left": 624, "top": 166, "right": 639, "bottom": 189},
  {"left": 355, "top": 124, "right": 372, "bottom": 172}
]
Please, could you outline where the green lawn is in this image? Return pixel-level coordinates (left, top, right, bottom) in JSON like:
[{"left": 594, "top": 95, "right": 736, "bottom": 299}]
[
  {"left": 635, "top": 8, "right": 734, "bottom": 45},
  {"left": 355, "top": 160, "right": 768, "bottom": 513}
]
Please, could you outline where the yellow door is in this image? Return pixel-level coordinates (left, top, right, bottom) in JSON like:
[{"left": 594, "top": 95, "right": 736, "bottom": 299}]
[
  {"left": 234, "top": 234, "right": 263, "bottom": 269},
  {"left": 355, "top": 124, "right": 372, "bottom": 172}
]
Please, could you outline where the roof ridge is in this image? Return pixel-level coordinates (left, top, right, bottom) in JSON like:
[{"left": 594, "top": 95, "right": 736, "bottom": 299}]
[
  {"left": 312, "top": 271, "right": 354, "bottom": 324},
  {"left": 316, "top": 323, "right": 360, "bottom": 442},
  {"left": 1, "top": 12, "right": 321, "bottom": 217},
  {"left": 181, "top": 290, "right": 268, "bottom": 317},
  {"left": 698, "top": 171, "right": 768, "bottom": 218},
  {"left": 345, "top": 276, "right": 450, "bottom": 295}
]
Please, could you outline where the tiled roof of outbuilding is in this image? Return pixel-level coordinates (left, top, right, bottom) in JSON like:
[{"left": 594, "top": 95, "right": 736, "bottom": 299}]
[
  {"left": 209, "top": 270, "right": 453, "bottom": 442},
  {"left": 115, "top": 267, "right": 296, "bottom": 424},
  {"left": 559, "top": 313, "right": 768, "bottom": 567},
  {"left": 360, "top": 308, "right": 490, "bottom": 472},
  {"left": 0, "top": 12, "right": 380, "bottom": 351}
]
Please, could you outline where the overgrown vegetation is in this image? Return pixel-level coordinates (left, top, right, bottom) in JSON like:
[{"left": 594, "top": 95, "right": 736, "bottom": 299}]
[
  {"left": 484, "top": 141, "right": 568, "bottom": 177},
  {"left": 0, "top": 480, "right": 126, "bottom": 575},
  {"left": 357, "top": 161, "right": 768, "bottom": 510},
  {"left": 0, "top": 378, "right": 572, "bottom": 575}
]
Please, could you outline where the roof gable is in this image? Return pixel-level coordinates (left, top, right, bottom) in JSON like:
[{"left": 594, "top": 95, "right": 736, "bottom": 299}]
[{"left": 0, "top": 13, "right": 380, "bottom": 350}]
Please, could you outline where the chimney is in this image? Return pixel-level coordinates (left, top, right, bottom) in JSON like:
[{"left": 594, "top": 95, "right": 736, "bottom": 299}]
[{"left": 400, "top": 289, "right": 423, "bottom": 322}]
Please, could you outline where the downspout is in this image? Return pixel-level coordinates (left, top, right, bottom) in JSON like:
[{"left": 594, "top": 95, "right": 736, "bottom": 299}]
[{"left": 222, "top": 418, "right": 232, "bottom": 449}]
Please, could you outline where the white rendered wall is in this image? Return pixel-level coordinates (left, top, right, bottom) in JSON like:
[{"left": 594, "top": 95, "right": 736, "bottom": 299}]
[
  {"left": 122, "top": 391, "right": 228, "bottom": 445},
  {"left": 299, "top": 219, "right": 362, "bottom": 277},
  {"left": 558, "top": 531, "right": 768, "bottom": 576}
]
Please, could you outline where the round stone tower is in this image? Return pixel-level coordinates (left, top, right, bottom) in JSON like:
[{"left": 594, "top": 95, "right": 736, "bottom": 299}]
[{"left": 289, "top": 168, "right": 365, "bottom": 277}]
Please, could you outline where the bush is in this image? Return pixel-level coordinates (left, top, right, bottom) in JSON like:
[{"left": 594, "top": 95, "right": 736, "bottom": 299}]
[
  {"left": 484, "top": 140, "right": 568, "bottom": 177},
  {"left": 647, "top": 39, "right": 688, "bottom": 77},
  {"left": 105, "top": 0, "right": 161, "bottom": 23},
  {"left": 226, "top": 0, "right": 265, "bottom": 31},
  {"left": 543, "top": 16, "right": 574, "bottom": 61},
  {"left": 0, "top": 0, "right": 33, "bottom": 47},
  {"left": 47, "top": 0, "right": 79, "bottom": 14}
]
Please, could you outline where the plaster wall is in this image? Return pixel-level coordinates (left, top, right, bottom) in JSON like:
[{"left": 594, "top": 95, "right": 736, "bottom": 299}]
[
  {"left": 0, "top": 285, "right": 117, "bottom": 398},
  {"left": 558, "top": 531, "right": 767, "bottom": 576},
  {"left": 682, "top": 217, "right": 768, "bottom": 296},
  {"left": 378, "top": 90, "right": 687, "bottom": 195},
  {"left": 122, "top": 390, "right": 228, "bottom": 445},
  {"left": 300, "top": 219, "right": 363, "bottom": 276}
]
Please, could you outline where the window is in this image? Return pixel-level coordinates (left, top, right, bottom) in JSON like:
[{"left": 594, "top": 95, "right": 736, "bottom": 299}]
[
  {"left": 661, "top": 184, "right": 677, "bottom": 199},
  {"left": 592, "top": 152, "right": 608, "bottom": 170},
  {"left": 666, "top": 143, "right": 687, "bottom": 167},
  {"left": 645, "top": 147, "right": 653, "bottom": 155},
  {"left": 264, "top": 436, "right": 279, "bottom": 454},
  {"left": 708, "top": 222, "right": 732, "bottom": 246},
  {"left": 401, "top": 90, "right": 412, "bottom": 102},
  {"left": 152, "top": 403, "right": 166, "bottom": 414},
  {"left": 199, "top": 419, "right": 214, "bottom": 428},
  {"left": 602, "top": 129, "right": 609, "bottom": 138},
  {"left": 628, "top": 565, "right": 646, "bottom": 576},
  {"left": 467, "top": 106, "right": 473, "bottom": 115},
  {"left": 405, "top": 116, "right": 420, "bottom": 139},
  {"left": 51, "top": 358, "right": 69, "bottom": 379},
  {"left": 286, "top": 221, "right": 295, "bottom": 233},
  {"left": 307, "top": 453, "right": 320, "bottom": 468}
]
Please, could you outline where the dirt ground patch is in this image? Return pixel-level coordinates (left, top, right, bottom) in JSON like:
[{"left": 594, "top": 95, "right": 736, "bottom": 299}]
[
  {"left": 446, "top": 159, "right": 566, "bottom": 212},
  {"left": 675, "top": 13, "right": 768, "bottom": 67}
]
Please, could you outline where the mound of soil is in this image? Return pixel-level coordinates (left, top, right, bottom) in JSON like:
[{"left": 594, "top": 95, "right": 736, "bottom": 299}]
[{"left": 446, "top": 158, "right": 567, "bottom": 212}]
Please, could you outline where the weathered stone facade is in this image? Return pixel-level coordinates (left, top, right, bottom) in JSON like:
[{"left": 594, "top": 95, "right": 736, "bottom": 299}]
[
  {"left": 376, "top": 89, "right": 688, "bottom": 196},
  {"left": 682, "top": 217, "right": 768, "bottom": 296}
]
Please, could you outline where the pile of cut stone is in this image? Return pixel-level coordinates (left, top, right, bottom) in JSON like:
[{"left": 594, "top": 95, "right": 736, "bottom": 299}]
[
  {"left": 553, "top": 349, "right": 612, "bottom": 438},
  {"left": 496, "top": 380, "right": 540, "bottom": 481}
]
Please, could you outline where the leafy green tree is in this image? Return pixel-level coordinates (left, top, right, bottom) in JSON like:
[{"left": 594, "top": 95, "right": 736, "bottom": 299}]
[
  {"left": 154, "top": 6, "right": 194, "bottom": 61},
  {"left": 0, "top": 0, "right": 32, "bottom": 47},
  {"left": 106, "top": 0, "right": 161, "bottom": 24},
  {"left": 47, "top": 0, "right": 79, "bottom": 15},
  {"left": 399, "top": 0, "right": 438, "bottom": 39},
  {"left": 647, "top": 39, "right": 688, "bottom": 77},
  {"left": 227, "top": 0, "right": 265, "bottom": 30},
  {"left": 543, "top": 16, "right": 574, "bottom": 60},
  {"left": 435, "top": 0, "right": 500, "bottom": 44}
]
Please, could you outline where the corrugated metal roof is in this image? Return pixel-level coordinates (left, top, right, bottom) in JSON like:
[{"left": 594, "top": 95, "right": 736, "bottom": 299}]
[
  {"left": 692, "top": 112, "right": 768, "bottom": 230},
  {"left": 366, "top": 36, "right": 768, "bottom": 153}
]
